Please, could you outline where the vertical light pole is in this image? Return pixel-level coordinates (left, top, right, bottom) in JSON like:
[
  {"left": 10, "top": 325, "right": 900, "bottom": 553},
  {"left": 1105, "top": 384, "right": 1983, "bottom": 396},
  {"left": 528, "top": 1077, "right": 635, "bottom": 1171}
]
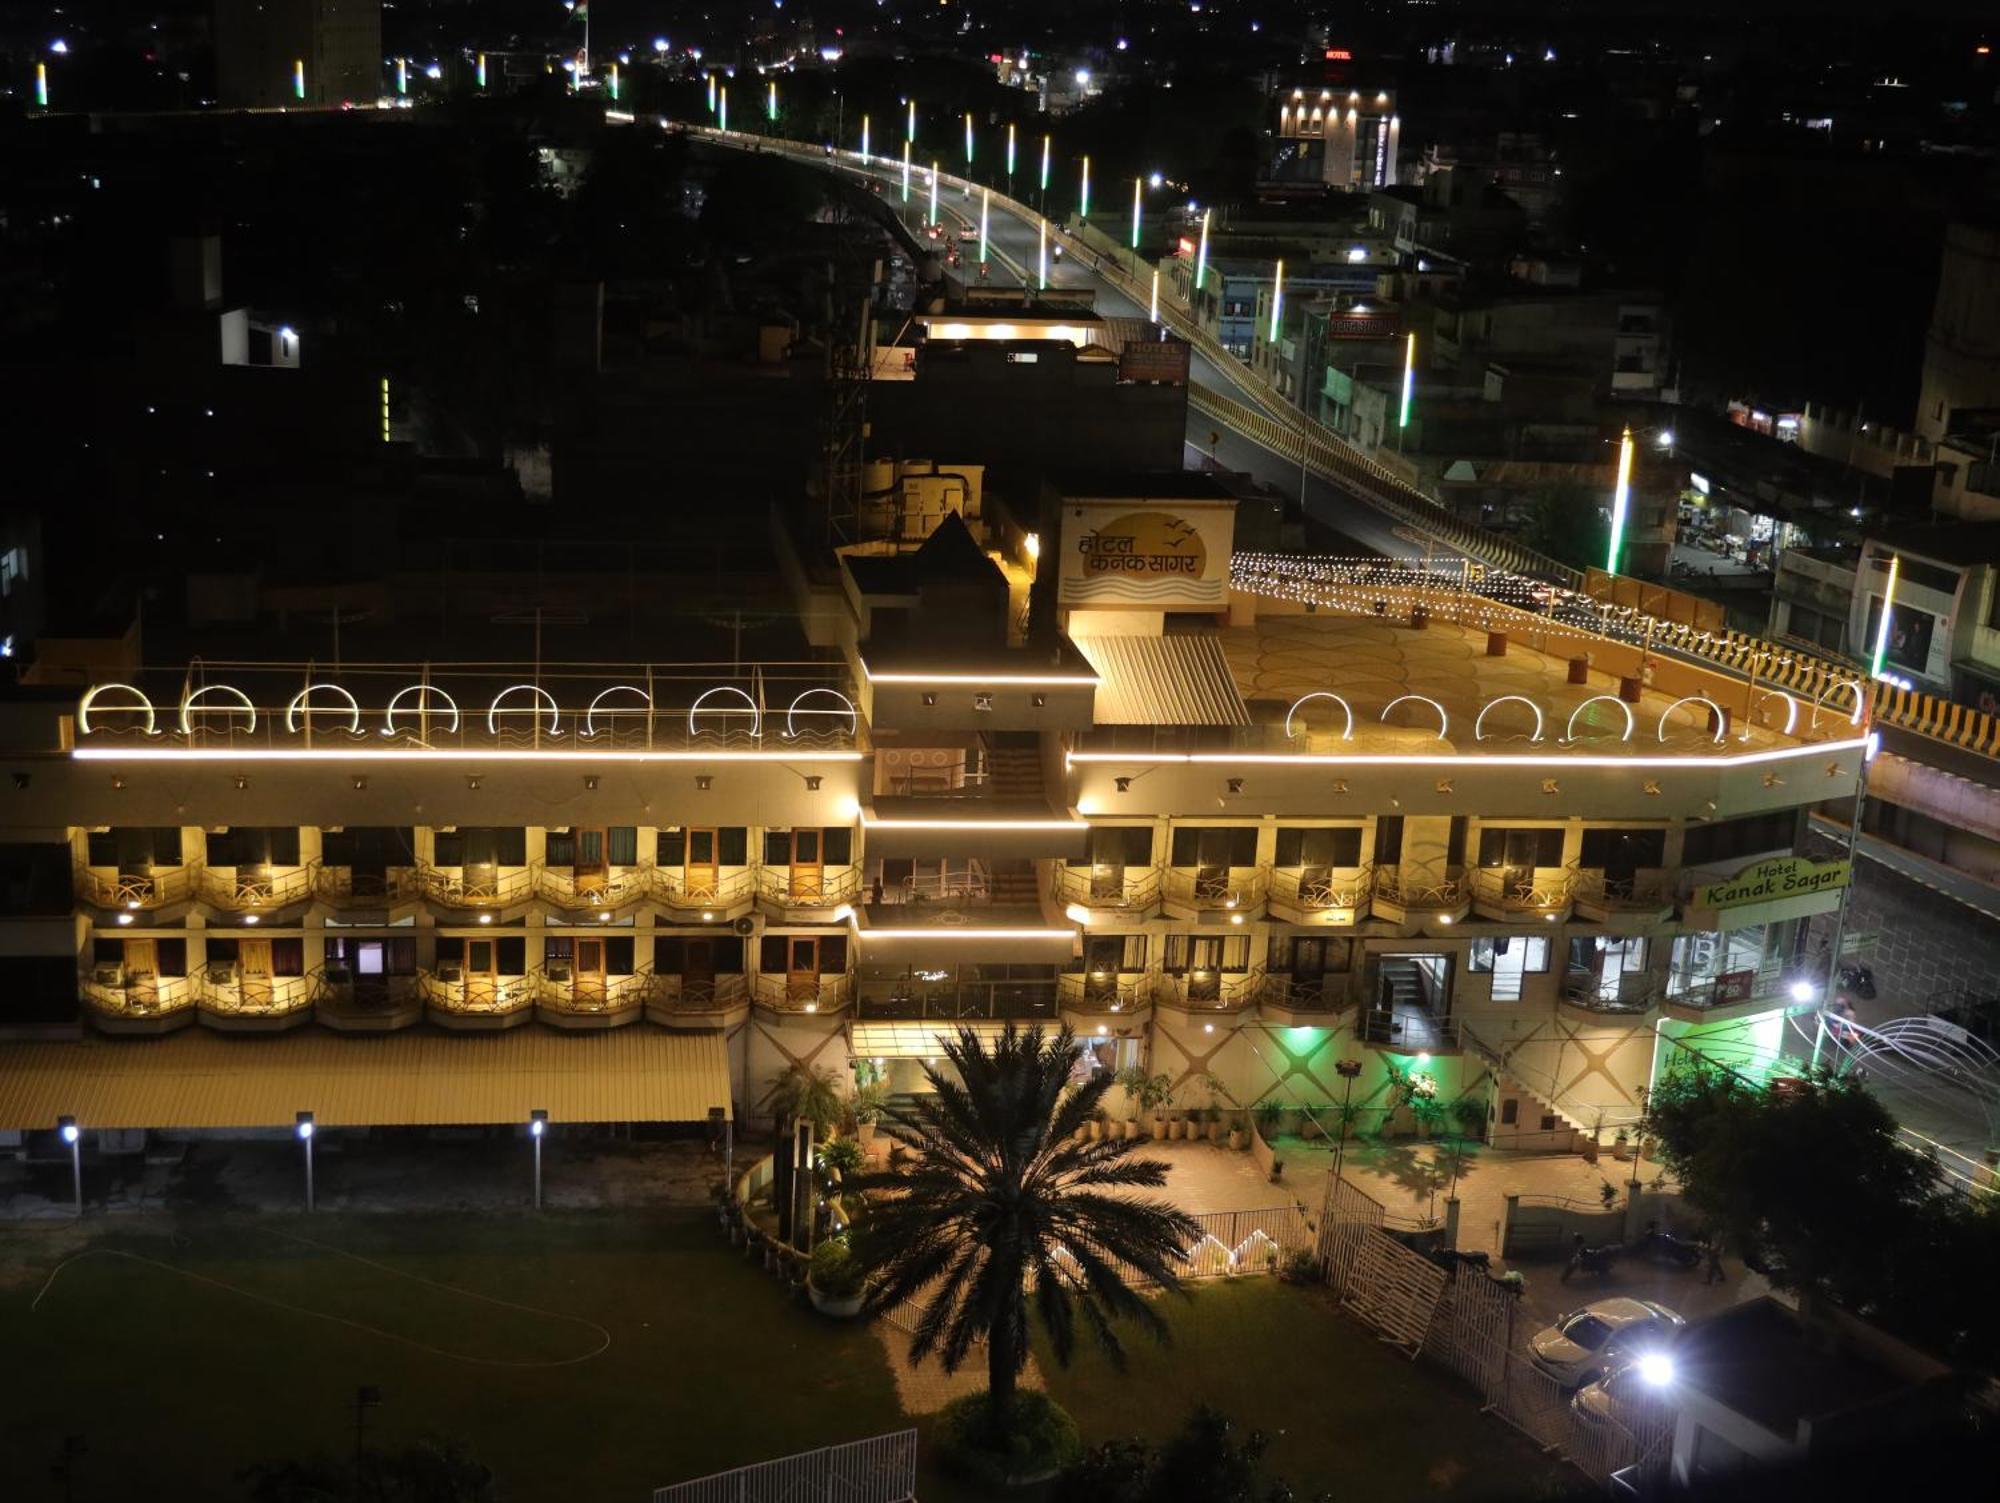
[
  {"left": 58, "top": 1117, "right": 81, "bottom": 1218},
  {"left": 35, "top": 61, "right": 48, "bottom": 109},
  {"left": 608, "top": 63, "right": 620, "bottom": 102},
  {"left": 293, "top": 59, "right": 306, "bottom": 102},
  {"left": 1079, "top": 155, "right": 1090, "bottom": 223},
  {"left": 901, "top": 139, "right": 911, "bottom": 202},
  {"left": 1398, "top": 331, "right": 1416, "bottom": 453},
  {"left": 1195, "top": 208, "right": 1211, "bottom": 308},
  {"left": 718, "top": 84, "right": 727, "bottom": 132},
  {"left": 1150, "top": 268, "right": 1160, "bottom": 323},
  {"left": 296, "top": 1111, "right": 316, "bottom": 1213},
  {"left": 1006, "top": 123, "right": 1016, "bottom": 190},
  {"left": 1268, "top": 259, "right": 1285, "bottom": 343},
  {"left": 1332, "top": 1059, "right": 1362, "bottom": 1186},
  {"left": 1131, "top": 176, "right": 1143, "bottom": 250},
  {"left": 1605, "top": 425, "right": 1635, "bottom": 573},
  {"left": 478, "top": 53, "right": 488, "bottom": 91},
  {"left": 906, "top": 97, "right": 916, "bottom": 144},
  {"left": 964, "top": 111, "right": 974, "bottom": 173},
  {"left": 979, "top": 188, "right": 990, "bottom": 266},
  {"left": 766, "top": 79, "right": 776, "bottom": 125},
  {"left": 706, "top": 73, "right": 715, "bottom": 114},
  {"left": 1870, "top": 553, "right": 1901, "bottom": 679},
  {"left": 860, "top": 113, "right": 870, "bottom": 165},
  {"left": 1039, "top": 133, "right": 1051, "bottom": 205},
  {"left": 1038, "top": 217, "right": 1048, "bottom": 290},
  {"left": 530, "top": 1110, "right": 548, "bottom": 1211},
  {"left": 928, "top": 161, "right": 939, "bottom": 226},
  {"left": 397, "top": 57, "right": 408, "bottom": 97}
]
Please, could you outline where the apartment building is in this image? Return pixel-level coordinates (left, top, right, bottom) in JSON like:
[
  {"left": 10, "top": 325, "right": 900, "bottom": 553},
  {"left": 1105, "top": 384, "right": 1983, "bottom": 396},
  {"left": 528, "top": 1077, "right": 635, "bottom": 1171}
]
[{"left": 0, "top": 481, "right": 1867, "bottom": 1148}]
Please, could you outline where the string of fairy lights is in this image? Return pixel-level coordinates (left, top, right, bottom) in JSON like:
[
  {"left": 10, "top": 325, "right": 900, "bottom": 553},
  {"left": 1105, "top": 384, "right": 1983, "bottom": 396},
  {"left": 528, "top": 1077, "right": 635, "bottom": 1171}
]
[{"left": 1230, "top": 552, "right": 1868, "bottom": 709}]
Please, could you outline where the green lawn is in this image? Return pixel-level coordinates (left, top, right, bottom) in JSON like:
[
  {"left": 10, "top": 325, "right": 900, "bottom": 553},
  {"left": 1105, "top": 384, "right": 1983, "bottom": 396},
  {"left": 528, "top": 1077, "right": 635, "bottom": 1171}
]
[{"left": 0, "top": 1213, "right": 1563, "bottom": 1502}]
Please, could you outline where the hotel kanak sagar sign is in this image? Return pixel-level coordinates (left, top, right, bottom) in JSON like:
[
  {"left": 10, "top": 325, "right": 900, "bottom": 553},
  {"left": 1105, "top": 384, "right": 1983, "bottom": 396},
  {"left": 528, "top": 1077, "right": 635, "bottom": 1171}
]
[
  {"left": 1058, "top": 500, "right": 1233, "bottom": 610},
  {"left": 1695, "top": 856, "right": 1850, "bottom": 911}
]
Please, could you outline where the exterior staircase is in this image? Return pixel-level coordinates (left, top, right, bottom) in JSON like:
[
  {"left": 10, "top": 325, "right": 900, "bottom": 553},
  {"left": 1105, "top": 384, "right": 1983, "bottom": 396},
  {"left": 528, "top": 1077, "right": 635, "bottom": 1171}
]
[
  {"left": 987, "top": 860, "right": 1041, "bottom": 905},
  {"left": 1378, "top": 958, "right": 1426, "bottom": 1011},
  {"left": 984, "top": 737, "right": 1045, "bottom": 800},
  {"left": 1459, "top": 1022, "right": 1641, "bottom": 1140}
]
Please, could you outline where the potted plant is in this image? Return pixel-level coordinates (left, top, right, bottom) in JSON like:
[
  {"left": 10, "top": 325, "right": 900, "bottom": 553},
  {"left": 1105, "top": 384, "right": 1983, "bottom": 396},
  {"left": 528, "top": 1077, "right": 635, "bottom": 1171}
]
[
  {"left": 1299, "top": 1108, "right": 1325, "bottom": 1141},
  {"left": 851, "top": 1081, "right": 889, "bottom": 1145},
  {"left": 1255, "top": 1100, "right": 1284, "bottom": 1143},
  {"left": 1089, "top": 1107, "right": 1108, "bottom": 1142},
  {"left": 1227, "top": 1110, "right": 1248, "bottom": 1153},
  {"left": 1450, "top": 1095, "right": 1488, "bottom": 1144},
  {"left": 819, "top": 1134, "right": 864, "bottom": 1188},
  {"left": 1206, "top": 1105, "right": 1226, "bottom": 1145},
  {"left": 1148, "top": 1078, "right": 1175, "bottom": 1140},
  {"left": 807, "top": 1235, "right": 867, "bottom": 1318},
  {"left": 1612, "top": 1127, "right": 1632, "bottom": 1162}
]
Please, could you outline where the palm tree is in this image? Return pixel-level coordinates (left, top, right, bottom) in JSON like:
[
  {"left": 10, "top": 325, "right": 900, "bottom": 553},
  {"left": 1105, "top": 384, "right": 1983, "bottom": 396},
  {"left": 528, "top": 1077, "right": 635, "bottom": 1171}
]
[{"left": 851, "top": 1023, "right": 1200, "bottom": 1438}]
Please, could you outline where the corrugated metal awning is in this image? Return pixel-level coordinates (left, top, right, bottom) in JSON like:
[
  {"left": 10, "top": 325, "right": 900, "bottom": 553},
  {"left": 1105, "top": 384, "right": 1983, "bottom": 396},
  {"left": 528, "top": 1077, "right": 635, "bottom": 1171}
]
[
  {"left": 1074, "top": 633, "right": 1251, "bottom": 726},
  {"left": 0, "top": 1029, "right": 732, "bottom": 1130}
]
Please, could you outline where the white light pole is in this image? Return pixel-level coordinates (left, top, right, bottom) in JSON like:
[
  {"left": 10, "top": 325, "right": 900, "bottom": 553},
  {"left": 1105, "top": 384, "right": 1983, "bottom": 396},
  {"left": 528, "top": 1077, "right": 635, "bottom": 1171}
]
[
  {"left": 296, "top": 1111, "right": 316, "bottom": 1212},
  {"left": 1038, "top": 217, "right": 1048, "bottom": 290},
  {"left": 530, "top": 1109, "right": 548, "bottom": 1210},
  {"left": 58, "top": 1116, "right": 81, "bottom": 1218}
]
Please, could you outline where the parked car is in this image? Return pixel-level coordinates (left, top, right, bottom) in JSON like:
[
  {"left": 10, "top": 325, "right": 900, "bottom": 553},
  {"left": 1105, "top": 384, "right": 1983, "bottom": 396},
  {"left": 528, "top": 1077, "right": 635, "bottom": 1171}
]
[
  {"left": 1571, "top": 1361, "right": 1672, "bottom": 1429},
  {"left": 1529, "top": 1298, "right": 1684, "bottom": 1388}
]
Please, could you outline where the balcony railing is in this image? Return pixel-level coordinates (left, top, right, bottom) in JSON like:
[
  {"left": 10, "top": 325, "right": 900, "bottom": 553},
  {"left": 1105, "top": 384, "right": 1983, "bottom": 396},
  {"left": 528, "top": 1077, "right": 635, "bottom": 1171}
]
[
  {"left": 648, "top": 973, "right": 751, "bottom": 1013},
  {"left": 652, "top": 866, "right": 757, "bottom": 911},
  {"left": 751, "top": 972, "right": 854, "bottom": 1013},
  {"left": 1470, "top": 866, "right": 1572, "bottom": 920},
  {"left": 891, "top": 868, "right": 993, "bottom": 905},
  {"left": 858, "top": 982, "right": 1060, "bottom": 1020},
  {"left": 535, "top": 966, "right": 654, "bottom": 1016},
  {"left": 198, "top": 864, "right": 317, "bottom": 913},
  {"left": 79, "top": 970, "right": 198, "bottom": 1023},
  {"left": 1155, "top": 968, "right": 1266, "bottom": 1012},
  {"left": 535, "top": 863, "right": 654, "bottom": 912},
  {"left": 1567, "top": 867, "right": 1675, "bottom": 920},
  {"left": 313, "top": 865, "right": 422, "bottom": 906},
  {"left": 1370, "top": 864, "right": 1468, "bottom": 921},
  {"left": 418, "top": 967, "right": 539, "bottom": 1018},
  {"left": 196, "top": 964, "right": 318, "bottom": 1019},
  {"left": 1267, "top": 865, "right": 1372, "bottom": 920},
  {"left": 418, "top": 864, "right": 539, "bottom": 908},
  {"left": 755, "top": 866, "right": 862, "bottom": 908},
  {"left": 1259, "top": 973, "right": 1350, "bottom": 1013},
  {"left": 1358, "top": 1007, "right": 1460, "bottom": 1052},
  {"left": 1057, "top": 972, "right": 1152, "bottom": 1012},
  {"left": 1163, "top": 866, "right": 1268, "bottom": 913},
  {"left": 76, "top": 865, "right": 201, "bottom": 911},
  {"left": 316, "top": 972, "right": 423, "bottom": 1018},
  {"left": 1048, "top": 864, "right": 1163, "bottom": 913},
  {"left": 1661, "top": 960, "right": 1792, "bottom": 1014},
  {"left": 1558, "top": 975, "right": 1655, "bottom": 1015}
]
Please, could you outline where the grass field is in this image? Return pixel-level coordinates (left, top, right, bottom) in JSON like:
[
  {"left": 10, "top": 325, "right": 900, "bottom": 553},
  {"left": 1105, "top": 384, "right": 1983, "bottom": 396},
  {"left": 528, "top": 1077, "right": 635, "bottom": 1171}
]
[{"left": 0, "top": 1212, "right": 1565, "bottom": 1502}]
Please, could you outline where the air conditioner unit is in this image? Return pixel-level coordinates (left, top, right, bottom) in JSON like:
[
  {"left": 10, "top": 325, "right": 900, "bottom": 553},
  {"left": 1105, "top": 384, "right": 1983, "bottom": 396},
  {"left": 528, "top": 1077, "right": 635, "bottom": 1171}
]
[
  {"left": 92, "top": 964, "right": 126, "bottom": 987},
  {"left": 438, "top": 825, "right": 459, "bottom": 835},
  {"left": 87, "top": 825, "right": 111, "bottom": 835},
  {"left": 209, "top": 962, "right": 238, "bottom": 984},
  {"left": 436, "top": 963, "right": 464, "bottom": 983},
  {"left": 732, "top": 915, "right": 757, "bottom": 936},
  {"left": 552, "top": 826, "right": 572, "bottom": 836},
  {"left": 544, "top": 959, "right": 573, "bottom": 982},
  {"left": 207, "top": 826, "right": 230, "bottom": 836},
  {"left": 324, "top": 825, "right": 346, "bottom": 835}
]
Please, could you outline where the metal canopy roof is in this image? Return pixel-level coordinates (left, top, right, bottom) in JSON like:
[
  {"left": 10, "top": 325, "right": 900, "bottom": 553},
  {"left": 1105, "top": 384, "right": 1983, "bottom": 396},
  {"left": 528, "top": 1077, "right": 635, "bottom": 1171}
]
[
  {"left": 0, "top": 1029, "right": 731, "bottom": 1131},
  {"left": 1073, "top": 633, "right": 1251, "bottom": 727}
]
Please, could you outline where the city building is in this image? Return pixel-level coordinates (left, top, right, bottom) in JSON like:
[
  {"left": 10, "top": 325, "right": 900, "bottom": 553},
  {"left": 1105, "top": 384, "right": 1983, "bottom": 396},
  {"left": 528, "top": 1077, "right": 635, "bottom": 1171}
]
[
  {"left": 1915, "top": 217, "right": 2000, "bottom": 445},
  {"left": 1274, "top": 85, "right": 1401, "bottom": 191},
  {"left": 0, "top": 479, "right": 1867, "bottom": 1155},
  {"left": 214, "top": 0, "right": 383, "bottom": 110}
]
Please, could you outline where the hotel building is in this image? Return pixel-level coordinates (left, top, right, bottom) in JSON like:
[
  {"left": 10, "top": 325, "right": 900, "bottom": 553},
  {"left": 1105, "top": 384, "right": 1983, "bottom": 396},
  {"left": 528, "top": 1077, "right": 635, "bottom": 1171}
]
[{"left": 0, "top": 478, "right": 1866, "bottom": 1150}]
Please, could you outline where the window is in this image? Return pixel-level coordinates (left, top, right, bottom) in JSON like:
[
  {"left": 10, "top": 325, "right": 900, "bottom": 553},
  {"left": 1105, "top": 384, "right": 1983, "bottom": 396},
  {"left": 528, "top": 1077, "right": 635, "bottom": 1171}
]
[
  {"left": 545, "top": 830, "right": 576, "bottom": 866},
  {"left": 1162, "top": 934, "right": 1250, "bottom": 972},
  {"left": 758, "top": 935, "right": 848, "bottom": 973},
  {"left": 1540, "top": 1114, "right": 1559, "bottom": 1133},
  {"left": 432, "top": 827, "right": 526, "bottom": 867},
  {"left": 0, "top": 844, "right": 72, "bottom": 914},
  {"left": 1469, "top": 936, "right": 1549, "bottom": 1002},
  {"left": 1071, "top": 826, "right": 1154, "bottom": 869},
  {"left": 88, "top": 828, "right": 184, "bottom": 868},
  {"left": 1374, "top": 815, "right": 1404, "bottom": 864},
  {"left": 1578, "top": 828, "right": 1666, "bottom": 872},
  {"left": 1681, "top": 811, "right": 1797, "bottom": 868},
  {"left": 0, "top": 956, "right": 79, "bottom": 1024},
  {"left": 1476, "top": 827, "right": 1564, "bottom": 869},
  {"left": 656, "top": 828, "right": 747, "bottom": 865},
  {"left": 272, "top": 938, "right": 305, "bottom": 976},
  {"left": 1274, "top": 827, "right": 1364, "bottom": 867},
  {"left": 320, "top": 827, "right": 414, "bottom": 868},
  {"left": 1500, "top": 1098, "right": 1519, "bottom": 1126},
  {"left": 207, "top": 827, "right": 299, "bottom": 866},
  {"left": 1169, "top": 826, "right": 1257, "bottom": 867},
  {"left": 1080, "top": 934, "right": 1147, "bottom": 971}
]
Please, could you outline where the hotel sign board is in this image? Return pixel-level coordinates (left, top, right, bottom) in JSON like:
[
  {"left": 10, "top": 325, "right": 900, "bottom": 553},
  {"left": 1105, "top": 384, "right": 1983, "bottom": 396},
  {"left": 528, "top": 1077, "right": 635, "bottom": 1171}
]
[
  {"left": 1695, "top": 857, "right": 1850, "bottom": 911},
  {"left": 1059, "top": 499, "right": 1234, "bottom": 610}
]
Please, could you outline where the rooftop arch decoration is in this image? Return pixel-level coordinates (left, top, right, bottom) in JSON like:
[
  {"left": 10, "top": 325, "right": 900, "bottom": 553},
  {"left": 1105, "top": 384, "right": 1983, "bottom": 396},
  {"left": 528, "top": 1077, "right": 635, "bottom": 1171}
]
[
  {"left": 688, "top": 686, "right": 761, "bottom": 741},
  {"left": 1657, "top": 695, "right": 1727, "bottom": 746},
  {"left": 1812, "top": 678, "right": 1867, "bottom": 729},
  {"left": 284, "top": 683, "right": 362, "bottom": 736},
  {"left": 784, "top": 687, "right": 858, "bottom": 740},
  {"left": 179, "top": 684, "right": 256, "bottom": 735},
  {"left": 77, "top": 683, "right": 158, "bottom": 736},
  {"left": 1283, "top": 692, "right": 1355, "bottom": 742},
  {"left": 1752, "top": 688, "right": 1799, "bottom": 737},
  {"left": 1379, "top": 694, "right": 1449, "bottom": 741},
  {"left": 583, "top": 685, "right": 652, "bottom": 738},
  {"left": 1473, "top": 694, "right": 1545, "bottom": 743},
  {"left": 382, "top": 684, "right": 461, "bottom": 738},
  {"left": 488, "top": 685, "right": 564, "bottom": 738},
  {"left": 1562, "top": 694, "right": 1635, "bottom": 744}
]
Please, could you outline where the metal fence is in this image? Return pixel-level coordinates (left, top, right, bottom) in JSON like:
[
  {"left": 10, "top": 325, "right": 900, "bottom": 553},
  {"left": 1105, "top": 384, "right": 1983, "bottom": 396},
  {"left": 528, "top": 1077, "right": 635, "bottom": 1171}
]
[{"left": 650, "top": 1429, "right": 918, "bottom": 1503}]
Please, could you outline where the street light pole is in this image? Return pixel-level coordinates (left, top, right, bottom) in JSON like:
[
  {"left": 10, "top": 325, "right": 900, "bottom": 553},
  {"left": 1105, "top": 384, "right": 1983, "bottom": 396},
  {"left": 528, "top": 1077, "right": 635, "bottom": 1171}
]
[
  {"left": 58, "top": 1116, "right": 81, "bottom": 1218},
  {"left": 1332, "top": 1059, "right": 1362, "bottom": 1186},
  {"left": 530, "top": 1109, "right": 548, "bottom": 1211},
  {"left": 296, "top": 1111, "right": 315, "bottom": 1212}
]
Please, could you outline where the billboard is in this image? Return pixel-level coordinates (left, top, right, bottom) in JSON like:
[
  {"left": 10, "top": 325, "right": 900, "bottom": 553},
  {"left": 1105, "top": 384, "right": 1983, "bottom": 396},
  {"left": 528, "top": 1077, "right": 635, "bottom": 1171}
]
[
  {"left": 1695, "top": 856, "right": 1850, "bottom": 911},
  {"left": 1118, "top": 338, "right": 1191, "bottom": 385},
  {"left": 1058, "top": 499, "right": 1235, "bottom": 609}
]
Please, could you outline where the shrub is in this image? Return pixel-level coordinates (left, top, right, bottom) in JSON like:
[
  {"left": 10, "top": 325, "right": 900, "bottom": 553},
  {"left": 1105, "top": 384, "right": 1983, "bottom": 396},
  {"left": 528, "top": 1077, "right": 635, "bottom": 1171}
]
[
  {"left": 818, "top": 1135, "right": 864, "bottom": 1179},
  {"left": 935, "top": 1390, "right": 1082, "bottom": 1486},
  {"left": 1278, "top": 1249, "right": 1321, "bottom": 1285},
  {"left": 808, "top": 1236, "right": 865, "bottom": 1298}
]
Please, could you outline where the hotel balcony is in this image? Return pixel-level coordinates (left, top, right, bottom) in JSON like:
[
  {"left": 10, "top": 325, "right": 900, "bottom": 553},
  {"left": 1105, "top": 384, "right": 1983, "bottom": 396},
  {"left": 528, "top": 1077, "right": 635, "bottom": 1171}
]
[
  {"left": 857, "top": 971, "right": 1060, "bottom": 1021},
  {"left": 315, "top": 971, "right": 424, "bottom": 1031},
  {"left": 1558, "top": 971, "right": 1656, "bottom": 1018},
  {"left": 419, "top": 967, "right": 538, "bottom": 1029},
  {"left": 79, "top": 968, "right": 199, "bottom": 1034},
  {"left": 535, "top": 863, "right": 654, "bottom": 916},
  {"left": 1048, "top": 863, "right": 1163, "bottom": 919},
  {"left": 1266, "top": 865, "right": 1373, "bottom": 925},
  {"left": 313, "top": 865, "right": 422, "bottom": 909},
  {"left": 417, "top": 863, "right": 538, "bottom": 913},
  {"left": 1369, "top": 865, "right": 1470, "bottom": 925},
  {"left": 1470, "top": 866, "right": 1572, "bottom": 924},
  {"left": 1162, "top": 866, "right": 1268, "bottom": 921},
  {"left": 1358, "top": 1007, "right": 1460, "bottom": 1054},
  {"left": 756, "top": 864, "right": 862, "bottom": 922},
  {"left": 644, "top": 972, "right": 749, "bottom": 1025},
  {"left": 651, "top": 866, "right": 757, "bottom": 922},
  {"left": 1258, "top": 972, "right": 1351, "bottom": 1017},
  {"left": 1568, "top": 867, "right": 1677, "bottom": 926},
  {"left": 1153, "top": 968, "right": 1266, "bottom": 1013},
  {"left": 1057, "top": 970, "right": 1153, "bottom": 1015},
  {"left": 75, "top": 864, "right": 200, "bottom": 914},
  {"left": 644, "top": 975, "right": 752, "bottom": 1023},
  {"left": 197, "top": 864, "right": 316, "bottom": 916},
  {"left": 534, "top": 966, "right": 652, "bottom": 1029},
  {"left": 1660, "top": 961, "right": 1794, "bottom": 1022},
  {"left": 195, "top": 964, "right": 318, "bottom": 1031},
  {"left": 751, "top": 972, "right": 854, "bottom": 1015}
]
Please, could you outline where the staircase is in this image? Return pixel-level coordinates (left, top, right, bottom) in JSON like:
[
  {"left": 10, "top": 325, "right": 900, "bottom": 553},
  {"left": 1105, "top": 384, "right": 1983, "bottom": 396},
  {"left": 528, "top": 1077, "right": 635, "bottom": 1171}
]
[
  {"left": 984, "top": 738, "right": 1045, "bottom": 800},
  {"left": 987, "top": 860, "right": 1041, "bottom": 905},
  {"left": 1379, "top": 958, "right": 1426, "bottom": 1010},
  {"left": 1459, "top": 1023, "right": 1640, "bottom": 1140}
]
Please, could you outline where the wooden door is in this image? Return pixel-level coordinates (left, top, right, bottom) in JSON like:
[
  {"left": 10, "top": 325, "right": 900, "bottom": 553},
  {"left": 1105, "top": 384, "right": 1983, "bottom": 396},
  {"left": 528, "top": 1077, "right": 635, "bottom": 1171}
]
[
  {"left": 240, "top": 937, "right": 273, "bottom": 1009},
  {"left": 787, "top": 936, "right": 820, "bottom": 1001},
  {"left": 123, "top": 939, "right": 158, "bottom": 1007},
  {"left": 466, "top": 938, "right": 497, "bottom": 1007},
  {"left": 575, "top": 937, "right": 607, "bottom": 1005},
  {"left": 1186, "top": 937, "right": 1223, "bottom": 1001},
  {"left": 686, "top": 828, "right": 719, "bottom": 901},
  {"left": 575, "top": 829, "right": 607, "bottom": 892},
  {"left": 790, "top": 828, "right": 823, "bottom": 899}
]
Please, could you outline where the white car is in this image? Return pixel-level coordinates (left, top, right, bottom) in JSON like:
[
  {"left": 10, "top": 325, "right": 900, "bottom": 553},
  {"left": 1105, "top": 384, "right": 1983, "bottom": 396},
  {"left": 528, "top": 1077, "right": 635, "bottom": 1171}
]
[
  {"left": 1529, "top": 1298, "right": 1683, "bottom": 1388},
  {"left": 1571, "top": 1361, "right": 1673, "bottom": 1428}
]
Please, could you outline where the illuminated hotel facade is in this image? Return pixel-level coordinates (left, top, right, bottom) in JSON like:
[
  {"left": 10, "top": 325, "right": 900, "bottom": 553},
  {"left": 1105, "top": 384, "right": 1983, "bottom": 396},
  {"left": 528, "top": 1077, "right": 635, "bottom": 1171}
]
[
  {"left": 0, "top": 480, "right": 1867, "bottom": 1145},
  {"left": 1275, "top": 85, "right": 1401, "bottom": 192}
]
